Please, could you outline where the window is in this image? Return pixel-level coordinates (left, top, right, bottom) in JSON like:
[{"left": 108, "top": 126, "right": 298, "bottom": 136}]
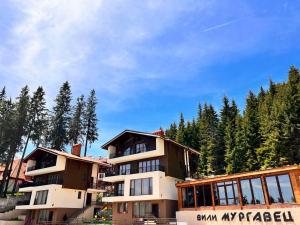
[
  {"left": 133, "top": 202, "right": 152, "bottom": 218},
  {"left": 240, "top": 178, "right": 265, "bottom": 205},
  {"left": 136, "top": 143, "right": 147, "bottom": 153},
  {"left": 196, "top": 184, "right": 212, "bottom": 207},
  {"left": 78, "top": 191, "right": 81, "bottom": 199},
  {"left": 116, "top": 183, "right": 124, "bottom": 196},
  {"left": 266, "top": 174, "right": 295, "bottom": 204},
  {"left": 119, "top": 164, "right": 131, "bottom": 175},
  {"left": 182, "top": 187, "right": 195, "bottom": 208},
  {"left": 34, "top": 190, "right": 48, "bottom": 205},
  {"left": 130, "top": 178, "right": 152, "bottom": 196},
  {"left": 139, "top": 159, "right": 160, "bottom": 173},
  {"left": 117, "top": 202, "right": 128, "bottom": 213},
  {"left": 123, "top": 147, "right": 131, "bottom": 156},
  {"left": 215, "top": 180, "right": 239, "bottom": 206}
]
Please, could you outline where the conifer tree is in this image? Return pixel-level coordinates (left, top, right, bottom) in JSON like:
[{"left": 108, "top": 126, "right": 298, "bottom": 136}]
[
  {"left": 49, "top": 82, "right": 72, "bottom": 150},
  {"left": 176, "top": 113, "right": 185, "bottom": 144},
  {"left": 12, "top": 87, "right": 48, "bottom": 192},
  {"left": 84, "top": 89, "right": 98, "bottom": 156},
  {"left": 243, "top": 91, "right": 261, "bottom": 171},
  {"left": 282, "top": 66, "right": 300, "bottom": 164},
  {"left": 69, "top": 95, "right": 85, "bottom": 145},
  {"left": 165, "top": 122, "right": 177, "bottom": 139}
]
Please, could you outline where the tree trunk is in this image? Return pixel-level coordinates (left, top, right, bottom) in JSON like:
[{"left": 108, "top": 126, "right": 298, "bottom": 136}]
[{"left": 12, "top": 134, "right": 30, "bottom": 193}]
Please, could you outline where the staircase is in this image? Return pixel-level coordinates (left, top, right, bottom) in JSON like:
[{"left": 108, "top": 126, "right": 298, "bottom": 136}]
[{"left": 68, "top": 204, "right": 94, "bottom": 224}]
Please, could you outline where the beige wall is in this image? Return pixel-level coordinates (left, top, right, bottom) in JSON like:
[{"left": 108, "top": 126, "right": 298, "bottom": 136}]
[
  {"left": 107, "top": 138, "right": 165, "bottom": 164},
  {"left": 103, "top": 171, "right": 180, "bottom": 202},
  {"left": 176, "top": 208, "right": 300, "bottom": 225},
  {"left": 25, "top": 155, "right": 66, "bottom": 176},
  {"left": 16, "top": 185, "right": 86, "bottom": 210}
]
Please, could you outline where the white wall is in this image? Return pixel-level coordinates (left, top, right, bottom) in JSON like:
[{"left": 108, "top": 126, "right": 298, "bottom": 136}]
[{"left": 16, "top": 185, "right": 86, "bottom": 210}]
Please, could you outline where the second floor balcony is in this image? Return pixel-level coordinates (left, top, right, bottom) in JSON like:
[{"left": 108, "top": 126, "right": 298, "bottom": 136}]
[
  {"left": 106, "top": 165, "right": 165, "bottom": 177},
  {"left": 19, "top": 176, "right": 63, "bottom": 189}
]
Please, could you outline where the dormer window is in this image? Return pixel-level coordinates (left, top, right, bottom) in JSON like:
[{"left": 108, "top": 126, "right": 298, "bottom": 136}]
[{"left": 136, "top": 143, "right": 146, "bottom": 153}]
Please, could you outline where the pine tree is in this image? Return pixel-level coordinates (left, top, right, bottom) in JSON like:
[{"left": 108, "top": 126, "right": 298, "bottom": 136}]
[
  {"left": 243, "top": 91, "right": 261, "bottom": 171},
  {"left": 12, "top": 87, "right": 48, "bottom": 192},
  {"left": 49, "top": 82, "right": 72, "bottom": 150},
  {"left": 69, "top": 95, "right": 85, "bottom": 145},
  {"left": 282, "top": 65, "right": 300, "bottom": 164},
  {"left": 176, "top": 113, "right": 185, "bottom": 144},
  {"left": 165, "top": 122, "right": 177, "bottom": 139},
  {"left": 84, "top": 89, "right": 98, "bottom": 156}
]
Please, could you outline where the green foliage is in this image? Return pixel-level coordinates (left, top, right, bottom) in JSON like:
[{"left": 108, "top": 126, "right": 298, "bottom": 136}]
[
  {"left": 166, "top": 65, "right": 300, "bottom": 176},
  {"left": 69, "top": 95, "right": 85, "bottom": 145}
]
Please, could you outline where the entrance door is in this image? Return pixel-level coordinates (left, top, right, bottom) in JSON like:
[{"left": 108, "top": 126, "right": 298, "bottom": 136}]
[
  {"left": 86, "top": 193, "right": 92, "bottom": 205},
  {"left": 151, "top": 204, "right": 159, "bottom": 218}
]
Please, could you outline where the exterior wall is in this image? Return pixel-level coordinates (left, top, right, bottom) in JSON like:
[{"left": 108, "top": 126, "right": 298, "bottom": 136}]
[
  {"left": 62, "top": 159, "right": 92, "bottom": 190},
  {"left": 25, "top": 155, "right": 66, "bottom": 176},
  {"left": 16, "top": 185, "right": 86, "bottom": 210},
  {"left": 111, "top": 200, "right": 177, "bottom": 224},
  {"left": 176, "top": 207, "right": 300, "bottom": 225},
  {"left": 103, "top": 171, "right": 180, "bottom": 202},
  {"left": 107, "top": 138, "right": 165, "bottom": 164}
]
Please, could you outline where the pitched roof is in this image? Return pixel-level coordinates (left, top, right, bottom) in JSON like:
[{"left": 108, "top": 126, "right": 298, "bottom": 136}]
[
  {"left": 101, "top": 129, "right": 200, "bottom": 155},
  {"left": 0, "top": 159, "right": 31, "bottom": 181},
  {"left": 24, "top": 147, "right": 110, "bottom": 167}
]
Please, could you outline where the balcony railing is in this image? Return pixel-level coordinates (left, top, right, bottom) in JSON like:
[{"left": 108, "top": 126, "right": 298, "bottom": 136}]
[
  {"left": 19, "top": 177, "right": 63, "bottom": 188},
  {"left": 109, "top": 147, "right": 156, "bottom": 159},
  {"left": 106, "top": 165, "right": 165, "bottom": 177},
  {"left": 16, "top": 199, "right": 31, "bottom": 206},
  {"left": 27, "top": 162, "right": 57, "bottom": 172}
]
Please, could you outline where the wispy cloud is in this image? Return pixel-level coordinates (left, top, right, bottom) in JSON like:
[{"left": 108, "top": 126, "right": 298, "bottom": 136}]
[{"left": 202, "top": 18, "right": 240, "bottom": 32}]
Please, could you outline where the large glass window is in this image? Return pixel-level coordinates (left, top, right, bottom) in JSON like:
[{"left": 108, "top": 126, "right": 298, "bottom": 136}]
[
  {"left": 130, "top": 178, "right": 152, "bottom": 196},
  {"left": 117, "top": 202, "right": 128, "bottom": 213},
  {"left": 119, "top": 164, "right": 131, "bottom": 175},
  {"left": 240, "top": 178, "right": 265, "bottom": 205},
  {"left": 133, "top": 202, "right": 152, "bottom": 218},
  {"left": 266, "top": 174, "right": 295, "bottom": 204},
  {"left": 215, "top": 180, "right": 239, "bottom": 206},
  {"left": 34, "top": 190, "right": 48, "bottom": 205},
  {"left": 139, "top": 159, "right": 160, "bottom": 173},
  {"left": 116, "top": 183, "right": 124, "bottom": 196},
  {"left": 182, "top": 187, "right": 195, "bottom": 208},
  {"left": 196, "top": 184, "right": 212, "bottom": 207},
  {"left": 136, "top": 143, "right": 147, "bottom": 153}
]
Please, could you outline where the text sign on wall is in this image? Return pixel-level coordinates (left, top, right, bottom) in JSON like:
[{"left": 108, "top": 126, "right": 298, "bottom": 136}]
[{"left": 197, "top": 211, "right": 294, "bottom": 223}]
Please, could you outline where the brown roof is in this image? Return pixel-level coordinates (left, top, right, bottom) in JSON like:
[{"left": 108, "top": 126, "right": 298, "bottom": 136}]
[
  {"left": 0, "top": 159, "right": 31, "bottom": 181},
  {"left": 101, "top": 129, "right": 200, "bottom": 155},
  {"left": 24, "top": 147, "right": 110, "bottom": 167}
]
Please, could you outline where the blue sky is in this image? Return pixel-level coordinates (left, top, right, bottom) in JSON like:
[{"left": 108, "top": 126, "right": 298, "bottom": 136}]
[{"left": 0, "top": 0, "right": 300, "bottom": 157}]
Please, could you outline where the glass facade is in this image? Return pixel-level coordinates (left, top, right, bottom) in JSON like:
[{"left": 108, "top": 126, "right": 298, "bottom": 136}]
[
  {"left": 240, "top": 177, "right": 265, "bottom": 205},
  {"left": 130, "top": 178, "right": 153, "bottom": 196},
  {"left": 133, "top": 202, "right": 152, "bottom": 218},
  {"left": 266, "top": 174, "right": 295, "bottom": 204},
  {"left": 34, "top": 190, "right": 48, "bottom": 205},
  {"left": 196, "top": 184, "right": 212, "bottom": 207},
  {"left": 215, "top": 180, "right": 239, "bottom": 206},
  {"left": 182, "top": 187, "right": 195, "bottom": 208},
  {"left": 139, "top": 159, "right": 160, "bottom": 173}
]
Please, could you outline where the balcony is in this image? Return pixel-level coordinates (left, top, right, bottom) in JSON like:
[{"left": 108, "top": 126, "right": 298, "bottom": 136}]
[
  {"left": 106, "top": 165, "right": 165, "bottom": 177},
  {"left": 19, "top": 177, "right": 63, "bottom": 188}
]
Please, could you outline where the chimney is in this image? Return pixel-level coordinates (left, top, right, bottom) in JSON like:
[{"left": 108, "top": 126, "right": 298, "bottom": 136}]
[
  {"left": 152, "top": 129, "right": 164, "bottom": 137},
  {"left": 71, "top": 144, "right": 82, "bottom": 157}
]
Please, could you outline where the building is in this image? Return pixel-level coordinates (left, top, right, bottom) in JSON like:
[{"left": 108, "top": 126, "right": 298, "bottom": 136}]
[
  {"left": 15, "top": 144, "right": 111, "bottom": 225},
  {"left": 101, "top": 130, "right": 200, "bottom": 224},
  {"left": 176, "top": 165, "right": 300, "bottom": 225},
  {"left": 0, "top": 159, "right": 31, "bottom": 192}
]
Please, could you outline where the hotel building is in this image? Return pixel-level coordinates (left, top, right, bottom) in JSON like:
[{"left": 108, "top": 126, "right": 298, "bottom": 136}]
[
  {"left": 101, "top": 130, "right": 200, "bottom": 224},
  {"left": 15, "top": 144, "right": 110, "bottom": 225},
  {"left": 176, "top": 165, "right": 300, "bottom": 225}
]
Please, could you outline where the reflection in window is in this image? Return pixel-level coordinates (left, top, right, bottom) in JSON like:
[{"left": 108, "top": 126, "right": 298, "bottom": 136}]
[
  {"left": 133, "top": 202, "right": 152, "bottom": 218},
  {"left": 196, "top": 184, "right": 212, "bottom": 207},
  {"left": 215, "top": 181, "right": 239, "bottom": 206},
  {"left": 266, "top": 174, "right": 295, "bottom": 204},
  {"left": 117, "top": 202, "right": 128, "bottom": 213},
  {"left": 34, "top": 190, "right": 48, "bottom": 205},
  {"left": 182, "top": 187, "right": 195, "bottom": 208},
  {"left": 139, "top": 159, "right": 160, "bottom": 173},
  {"left": 136, "top": 143, "right": 147, "bottom": 153},
  {"left": 240, "top": 178, "right": 265, "bottom": 205},
  {"left": 130, "top": 178, "right": 152, "bottom": 196},
  {"left": 119, "top": 164, "right": 131, "bottom": 175},
  {"left": 116, "top": 183, "right": 124, "bottom": 196}
]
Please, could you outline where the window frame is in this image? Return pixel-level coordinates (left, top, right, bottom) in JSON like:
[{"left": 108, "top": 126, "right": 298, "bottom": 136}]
[
  {"left": 240, "top": 177, "right": 265, "bottom": 205},
  {"left": 130, "top": 178, "right": 153, "bottom": 196},
  {"left": 34, "top": 190, "right": 48, "bottom": 205},
  {"left": 117, "top": 202, "right": 128, "bottom": 213}
]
